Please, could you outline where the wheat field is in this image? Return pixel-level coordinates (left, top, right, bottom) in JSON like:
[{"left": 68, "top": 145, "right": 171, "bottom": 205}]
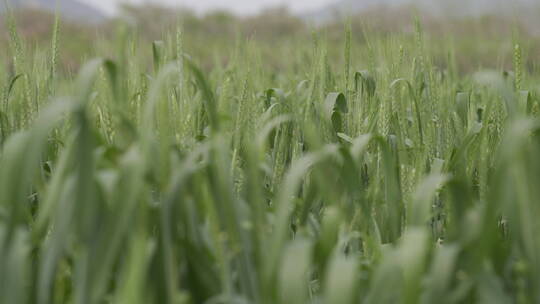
[{"left": 1, "top": 8, "right": 540, "bottom": 304}]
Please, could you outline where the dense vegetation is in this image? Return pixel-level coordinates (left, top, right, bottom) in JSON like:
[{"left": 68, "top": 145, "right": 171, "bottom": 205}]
[{"left": 1, "top": 5, "right": 540, "bottom": 304}]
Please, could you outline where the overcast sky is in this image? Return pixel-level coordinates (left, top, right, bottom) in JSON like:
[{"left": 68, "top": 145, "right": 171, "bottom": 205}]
[{"left": 79, "top": 0, "right": 340, "bottom": 15}]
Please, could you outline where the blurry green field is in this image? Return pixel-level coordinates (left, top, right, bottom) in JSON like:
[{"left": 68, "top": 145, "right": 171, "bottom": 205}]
[{"left": 1, "top": 7, "right": 540, "bottom": 304}]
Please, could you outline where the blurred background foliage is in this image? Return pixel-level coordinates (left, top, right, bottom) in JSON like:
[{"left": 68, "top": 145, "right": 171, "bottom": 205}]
[{"left": 1, "top": 3, "right": 539, "bottom": 75}]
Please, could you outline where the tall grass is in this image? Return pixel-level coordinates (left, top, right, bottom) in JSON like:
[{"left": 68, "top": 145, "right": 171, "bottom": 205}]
[{"left": 1, "top": 10, "right": 540, "bottom": 304}]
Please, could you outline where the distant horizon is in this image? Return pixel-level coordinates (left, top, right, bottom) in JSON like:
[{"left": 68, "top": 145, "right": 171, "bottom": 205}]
[
  {"left": 5, "top": 0, "right": 537, "bottom": 22},
  {"left": 78, "top": 0, "right": 340, "bottom": 15}
]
